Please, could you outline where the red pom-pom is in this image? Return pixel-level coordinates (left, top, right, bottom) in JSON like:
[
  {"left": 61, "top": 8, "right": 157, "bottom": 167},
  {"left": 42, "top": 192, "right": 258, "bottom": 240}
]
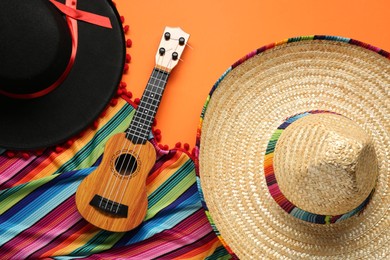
[
  {"left": 123, "top": 25, "right": 130, "bottom": 33},
  {"left": 34, "top": 149, "right": 45, "bottom": 156},
  {"left": 125, "top": 91, "right": 133, "bottom": 98},
  {"left": 55, "top": 146, "right": 64, "bottom": 154},
  {"left": 126, "top": 39, "right": 132, "bottom": 48},
  {"left": 99, "top": 109, "right": 108, "bottom": 118},
  {"left": 155, "top": 135, "right": 161, "bottom": 142},
  {"left": 154, "top": 129, "right": 161, "bottom": 135},
  {"left": 92, "top": 120, "right": 99, "bottom": 130},
  {"left": 163, "top": 145, "right": 169, "bottom": 150},
  {"left": 158, "top": 144, "right": 164, "bottom": 149},
  {"left": 184, "top": 143, "right": 190, "bottom": 150},
  {"left": 175, "top": 142, "right": 182, "bottom": 148},
  {"left": 66, "top": 139, "right": 74, "bottom": 147},
  {"left": 120, "top": 81, "right": 127, "bottom": 89},
  {"left": 134, "top": 98, "right": 141, "bottom": 105},
  {"left": 21, "top": 152, "right": 30, "bottom": 159},
  {"left": 6, "top": 151, "right": 15, "bottom": 158},
  {"left": 152, "top": 118, "right": 157, "bottom": 126},
  {"left": 110, "top": 98, "right": 118, "bottom": 107},
  {"left": 117, "top": 89, "right": 123, "bottom": 95},
  {"left": 78, "top": 130, "right": 86, "bottom": 138},
  {"left": 123, "top": 63, "right": 129, "bottom": 73},
  {"left": 120, "top": 16, "right": 125, "bottom": 24},
  {"left": 126, "top": 54, "right": 131, "bottom": 63}
]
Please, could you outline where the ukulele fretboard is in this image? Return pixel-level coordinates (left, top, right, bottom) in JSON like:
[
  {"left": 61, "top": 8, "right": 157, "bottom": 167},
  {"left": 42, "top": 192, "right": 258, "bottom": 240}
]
[{"left": 126, "top": 68, "right": 169, "bottom": 144}]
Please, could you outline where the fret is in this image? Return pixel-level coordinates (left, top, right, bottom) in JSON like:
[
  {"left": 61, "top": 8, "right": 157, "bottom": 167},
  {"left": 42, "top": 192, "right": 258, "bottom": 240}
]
[
  {"left": 148, "top": 82, "right": 165, "bottom": 91},
  {"left": 143, "top": 90, "right": 162, "bottom": 100},
  {"left": 126, "top": 68, "right": 169, "bottom": 144},
  {"left": 140, "top": 95, "right": 161, "bottom": 107},
  {"left": 131, "top": 116, "right": 151, "bottom": 128},
  {"left": 133, "top": 109, "right": 155, "bottom": 122},
  {"left": 126, "top": 125, "right": 149, "bottom": 134},
  {"left": 125, "top": 131, "right": 148, "bottom": 143},
  {"left": 127, "top": 127, "right": 148, "bottom": 137},
  {"left": 138, "top": 101, "right": 159, "bottom": 111},
  {"left": 150, "top": 76, "right": 167, "bottom": 87},
  {"left": 125, "top": 129, "right": 147, "bottom": 138}
]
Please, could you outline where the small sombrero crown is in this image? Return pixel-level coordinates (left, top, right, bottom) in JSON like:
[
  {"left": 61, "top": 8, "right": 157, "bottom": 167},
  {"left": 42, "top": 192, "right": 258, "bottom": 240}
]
[{"left": 273, "top": 113, "right": 378, "bottom": 218}]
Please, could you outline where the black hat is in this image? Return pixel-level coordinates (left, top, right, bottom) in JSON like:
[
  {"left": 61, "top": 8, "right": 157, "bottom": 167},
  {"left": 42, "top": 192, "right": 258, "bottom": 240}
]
[{"left": 0, "top": 0, "right": 125, "bottom": 150}]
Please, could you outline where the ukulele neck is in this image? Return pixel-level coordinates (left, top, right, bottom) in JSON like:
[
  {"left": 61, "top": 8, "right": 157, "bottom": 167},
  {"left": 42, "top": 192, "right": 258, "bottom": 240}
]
[{"left": 126, "top": 67, "right": 169, "bottom": 144}]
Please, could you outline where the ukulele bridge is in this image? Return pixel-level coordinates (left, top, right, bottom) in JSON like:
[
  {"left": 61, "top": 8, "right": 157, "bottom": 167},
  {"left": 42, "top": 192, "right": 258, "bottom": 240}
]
[{"left": 90, "top": 194, "right": 128, "bottom": 218}]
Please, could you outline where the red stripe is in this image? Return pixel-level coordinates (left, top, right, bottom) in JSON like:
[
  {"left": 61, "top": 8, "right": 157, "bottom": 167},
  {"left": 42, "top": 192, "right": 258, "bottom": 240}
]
[
  {"left": 88, "top": 209, "right": 213, "bottom": 258},
  {"left": 1, "top": 196, "right": 80, "bottom": 258}
]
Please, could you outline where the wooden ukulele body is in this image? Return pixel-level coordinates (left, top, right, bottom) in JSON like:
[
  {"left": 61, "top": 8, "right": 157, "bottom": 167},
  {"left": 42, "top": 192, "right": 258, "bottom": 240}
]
[{"left": 75, "top": 133, "right": 156, "bottom": 232}]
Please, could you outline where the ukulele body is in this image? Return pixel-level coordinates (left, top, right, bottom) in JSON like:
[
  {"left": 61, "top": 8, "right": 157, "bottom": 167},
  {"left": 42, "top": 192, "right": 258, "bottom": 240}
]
[{"left": 75, "top": 132, "right": 156, "bottom": 232}]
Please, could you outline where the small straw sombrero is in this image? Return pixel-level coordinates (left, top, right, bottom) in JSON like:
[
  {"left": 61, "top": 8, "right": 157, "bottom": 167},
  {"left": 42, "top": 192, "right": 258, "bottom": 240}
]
[{"left": 195, "top": 36, "right": 389, "bottom": 259}]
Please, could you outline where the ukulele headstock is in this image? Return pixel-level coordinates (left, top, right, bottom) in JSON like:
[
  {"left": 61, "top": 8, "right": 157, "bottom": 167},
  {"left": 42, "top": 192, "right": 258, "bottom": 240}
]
[{"left": 155, "top": 26, "right": 190, "bottom": 73}]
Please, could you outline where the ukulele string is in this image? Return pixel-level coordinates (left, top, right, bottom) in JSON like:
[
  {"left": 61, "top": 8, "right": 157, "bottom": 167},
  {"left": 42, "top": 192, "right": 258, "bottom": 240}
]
[
  {"left": 98, "top": 113, "right": 138, "bottom": 209},
  {"left": 113, "top": 57, "right": 173, "bottom": 213},
  {"left": 108, "top": 69, "right": 163, "bottom": 213},
  {"left": 114, "top": 51, "right": 176, "bottom": 212},
  {"left": 98, "top": 72, "right": 164, "bottom": 209}
]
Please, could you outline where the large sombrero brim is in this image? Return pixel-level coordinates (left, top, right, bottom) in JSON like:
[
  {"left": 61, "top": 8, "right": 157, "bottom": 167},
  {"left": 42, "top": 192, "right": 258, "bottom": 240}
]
[
  {"left": 0, "top": 0, "right": 124, "bottom": 150},
  {"left": 195, "top": 36, "right": 390, "bottom": 259}
]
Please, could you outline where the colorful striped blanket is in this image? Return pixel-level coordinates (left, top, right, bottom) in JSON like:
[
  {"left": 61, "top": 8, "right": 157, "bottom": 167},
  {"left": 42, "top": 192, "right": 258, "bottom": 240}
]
[{"left": 0, "top": 98, "right": 229, "bottom": 259}]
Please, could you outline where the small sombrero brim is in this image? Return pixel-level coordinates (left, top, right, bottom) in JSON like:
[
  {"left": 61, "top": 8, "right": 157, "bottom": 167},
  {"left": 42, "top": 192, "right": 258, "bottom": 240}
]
[
  {"left": 0, "top": 0, "right": 124, "bottom": 150},
  {"left": 196, "top": 36, "right": 390, "bottom": 259}
]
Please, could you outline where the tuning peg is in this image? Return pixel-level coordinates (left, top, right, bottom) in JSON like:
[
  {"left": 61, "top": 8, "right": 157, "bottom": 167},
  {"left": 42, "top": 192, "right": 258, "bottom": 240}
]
[
  {"left": 172, "top": 52, "right": 178, "bottom": 60},
  {"left": 164, "top": 32, "right": 171, "bottom": 40},
  {"left": 159, "top": 47, "right": 165, "bottom": 56},
  {"left": 179, "top": 37, "right": 185, "bottom": 46}
]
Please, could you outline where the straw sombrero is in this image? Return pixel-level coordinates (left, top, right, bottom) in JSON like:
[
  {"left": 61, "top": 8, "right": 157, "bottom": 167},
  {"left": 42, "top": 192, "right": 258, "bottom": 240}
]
[
  {"left": 195, "top": 36, "right": 389, "bottom": 259},
  {"left": 0, "top": 0, "right": 125, "bottom": 150}
]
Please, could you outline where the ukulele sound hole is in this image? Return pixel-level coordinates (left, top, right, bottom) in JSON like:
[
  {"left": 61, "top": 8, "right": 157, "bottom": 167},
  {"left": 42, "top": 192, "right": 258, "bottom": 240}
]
[{"left": 114, "top": 153, "right": 138, "bottom": 176}]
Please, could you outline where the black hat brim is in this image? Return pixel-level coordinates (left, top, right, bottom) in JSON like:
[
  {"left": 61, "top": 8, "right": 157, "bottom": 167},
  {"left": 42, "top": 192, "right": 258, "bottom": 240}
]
[{"left": 0, "top": 0, "right": 125, "bottom": 150}]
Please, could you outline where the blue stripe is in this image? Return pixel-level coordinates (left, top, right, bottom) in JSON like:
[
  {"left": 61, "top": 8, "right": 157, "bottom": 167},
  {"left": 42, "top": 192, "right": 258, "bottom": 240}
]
[
  {"left": 0, "top": 168, "right": 94, "bottom": 246},
  {"left": 121, "top": 187, "right": 201, "bottom": 245},
  {"left": 148, "top": 159, "right": 194, "bottom": 208}
]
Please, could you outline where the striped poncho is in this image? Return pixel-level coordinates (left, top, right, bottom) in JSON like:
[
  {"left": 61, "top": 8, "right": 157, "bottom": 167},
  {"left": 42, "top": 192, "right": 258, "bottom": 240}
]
[{"left": 0, "top": 98, "right": 229, "bottom": 259}]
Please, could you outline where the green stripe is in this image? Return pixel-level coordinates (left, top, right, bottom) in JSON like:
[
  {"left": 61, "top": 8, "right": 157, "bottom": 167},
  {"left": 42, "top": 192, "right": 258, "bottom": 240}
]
[
  {"left": 146, "top": 160, "right": 196, "bottom": 219},
  {"left": 288, "top": 35, "right": 314, "bottom": 43},
  {"left": 54, "top": 104, "right": 135, "bottom": 174},
  {"left": 0, "top": 175, "right": 58, "bottom": 214},
  {"left": 71, "top": 230, "right": 124, "bottom": 256},
  {"left": 147, "top": 159, "right": 194, "bottom": 207},
  {"left": 206, "top": 246, "right": 231, "bottom": 260},
  {"left": 265, "top": 129, "right": 283, "bottom": 155}
]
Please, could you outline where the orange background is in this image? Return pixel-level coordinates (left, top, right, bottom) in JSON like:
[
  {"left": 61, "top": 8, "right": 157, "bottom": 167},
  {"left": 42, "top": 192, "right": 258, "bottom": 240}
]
[{"left": 117, "top": 0, "right": 390, "bottom": 149}]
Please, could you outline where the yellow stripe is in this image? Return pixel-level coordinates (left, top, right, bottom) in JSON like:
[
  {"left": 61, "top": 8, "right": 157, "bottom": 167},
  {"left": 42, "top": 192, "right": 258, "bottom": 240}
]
[
  {"left": 0, "top": 174, "right": 58, "bottom": 214},
  {"left": 147, "top": 153, "right": 189, "bottom": 193},
  {"left": 32, "top": 99, "right": 132, "bottom": 180},
  {"left": 50, "top": 229, "right": 102, "bottom": 256},
  {"left": 146, "top": 156, "right": 195, "bottom": 220}
]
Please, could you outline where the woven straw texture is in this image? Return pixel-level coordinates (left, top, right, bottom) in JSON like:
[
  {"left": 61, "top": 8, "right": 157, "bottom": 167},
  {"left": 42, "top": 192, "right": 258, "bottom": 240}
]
[
  {"left": 196, "top": 36, "right": 389, "bottom": 259},
  {"left": 274, "top": 113, "right": 377, "bottom": 216}
]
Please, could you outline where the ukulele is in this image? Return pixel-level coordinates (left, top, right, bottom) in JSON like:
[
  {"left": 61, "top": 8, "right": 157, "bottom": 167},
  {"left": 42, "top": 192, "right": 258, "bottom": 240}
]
[{"left": 75, "top": 27, "right": 190, "bottom": 232}]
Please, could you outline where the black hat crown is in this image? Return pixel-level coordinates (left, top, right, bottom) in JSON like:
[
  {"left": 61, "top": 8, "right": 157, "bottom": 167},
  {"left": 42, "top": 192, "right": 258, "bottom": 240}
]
[{"left": 0, "top": 0, "right": 72, "bottom": 97}]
